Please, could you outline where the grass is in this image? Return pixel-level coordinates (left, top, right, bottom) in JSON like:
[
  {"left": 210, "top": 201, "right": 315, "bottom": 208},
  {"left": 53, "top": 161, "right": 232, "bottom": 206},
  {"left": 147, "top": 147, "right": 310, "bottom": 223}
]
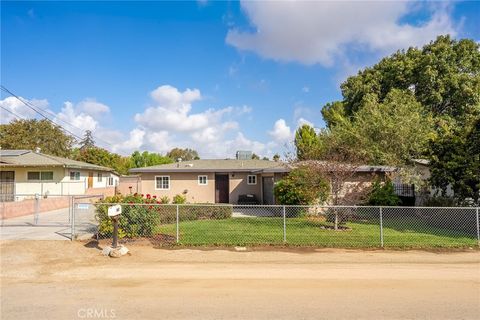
[{"left": 156, "top": 216, "right": 478, "bottom": 248}]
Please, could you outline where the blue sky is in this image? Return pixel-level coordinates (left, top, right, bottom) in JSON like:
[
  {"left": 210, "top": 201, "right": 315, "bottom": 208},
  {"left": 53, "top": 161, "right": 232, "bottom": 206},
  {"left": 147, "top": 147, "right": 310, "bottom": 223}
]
[{"left": 1, "top": 1, "right": 479, "bottom": 158}]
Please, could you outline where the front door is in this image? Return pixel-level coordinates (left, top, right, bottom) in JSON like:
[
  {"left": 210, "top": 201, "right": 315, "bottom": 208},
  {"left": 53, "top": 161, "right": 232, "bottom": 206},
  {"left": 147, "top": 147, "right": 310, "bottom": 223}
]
[
  {"left": 262, "top": 176, "right": 275, "bottom": 205},
  {"left": 0, "top": 171, "right": 15, "bottom": 202},
  {"left": 88, "top": 172, "right": 94, "bottom": 188},
  {"left": 215, "top": 174, "right": 229, "bottom": 203}
]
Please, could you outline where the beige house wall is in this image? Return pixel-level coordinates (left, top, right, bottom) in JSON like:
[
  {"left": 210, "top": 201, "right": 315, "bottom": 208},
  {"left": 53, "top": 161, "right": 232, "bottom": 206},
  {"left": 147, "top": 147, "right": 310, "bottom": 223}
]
[
  {"left": 140, "top": 172, "right": 215, "bottom": 203},
  {"left": 228, "top": 173, "right": 261, "bottom": 204}
]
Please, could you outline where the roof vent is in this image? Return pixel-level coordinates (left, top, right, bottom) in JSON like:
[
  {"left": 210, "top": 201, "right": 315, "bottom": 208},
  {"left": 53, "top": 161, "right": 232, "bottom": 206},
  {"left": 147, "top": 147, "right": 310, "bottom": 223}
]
[{"left": 35, "top": 147, "right": 41, "bottom": 153}]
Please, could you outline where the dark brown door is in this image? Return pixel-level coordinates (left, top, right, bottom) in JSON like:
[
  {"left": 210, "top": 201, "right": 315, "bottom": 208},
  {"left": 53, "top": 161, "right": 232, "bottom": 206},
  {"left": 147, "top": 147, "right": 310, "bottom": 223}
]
[
  {"left": 215, "top": 174, "right": 229, "bottom": 203},
  {"left": 262, "top": 176, "right": 274, "bottom": 205},
  {"left": 0, "top": 171, "right": 15, "bottom": 202}
]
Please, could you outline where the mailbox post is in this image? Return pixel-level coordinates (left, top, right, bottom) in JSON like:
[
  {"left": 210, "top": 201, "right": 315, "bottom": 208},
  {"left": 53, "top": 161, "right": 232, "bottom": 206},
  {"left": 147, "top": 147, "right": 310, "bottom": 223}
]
[{"left": 103, "top": 205, "right": 128, "bottom": 257}]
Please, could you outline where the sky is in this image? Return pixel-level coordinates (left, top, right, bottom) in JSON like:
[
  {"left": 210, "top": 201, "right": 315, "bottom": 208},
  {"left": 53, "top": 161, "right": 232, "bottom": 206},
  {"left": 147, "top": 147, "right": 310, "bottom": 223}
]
[{"left": 1, "top": 0, "right": 479, "bottom": 159}]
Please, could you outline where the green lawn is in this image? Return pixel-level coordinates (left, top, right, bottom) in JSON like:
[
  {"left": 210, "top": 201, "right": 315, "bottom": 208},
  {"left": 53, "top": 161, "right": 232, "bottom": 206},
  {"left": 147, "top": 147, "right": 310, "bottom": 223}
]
[{"left": 156, "top": 216, "right": 478, "bottom": 248}]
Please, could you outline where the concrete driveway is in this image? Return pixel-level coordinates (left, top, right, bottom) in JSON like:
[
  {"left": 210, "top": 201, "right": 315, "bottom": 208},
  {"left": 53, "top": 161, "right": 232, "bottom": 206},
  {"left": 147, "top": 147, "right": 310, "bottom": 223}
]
[{"left": 0, "top": 205, "right": 98, "bottom": 240}]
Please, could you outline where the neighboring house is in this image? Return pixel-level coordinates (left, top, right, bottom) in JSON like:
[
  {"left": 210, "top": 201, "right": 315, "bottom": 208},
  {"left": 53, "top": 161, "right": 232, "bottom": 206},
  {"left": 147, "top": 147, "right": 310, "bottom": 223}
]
[
  {"left": 130, "top": 159, "right": 289, "bottom": 204},
  {"left": 0, "top": 150, "right": 119, "bottom": 201}
]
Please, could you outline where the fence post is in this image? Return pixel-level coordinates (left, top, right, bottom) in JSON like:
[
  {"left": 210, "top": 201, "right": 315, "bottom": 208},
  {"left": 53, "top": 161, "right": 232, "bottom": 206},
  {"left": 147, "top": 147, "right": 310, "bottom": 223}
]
[
  {"left": 283, "top": 206, "right": 286, "bottom": 243},
  {"left": 34, "top": 193, "right": 40, "bottom": 225},
  {"left": 379, "top": 207, "right": 384, "bottom": 248},
  {"left": 71, "top": 196, "right": 75, "bottom": 241},
  {"left": 176, "top": 204, "right": 180, "bottom": 243},
  {"left": 476, "top": 207, "right": 479, "bottom": 248}
]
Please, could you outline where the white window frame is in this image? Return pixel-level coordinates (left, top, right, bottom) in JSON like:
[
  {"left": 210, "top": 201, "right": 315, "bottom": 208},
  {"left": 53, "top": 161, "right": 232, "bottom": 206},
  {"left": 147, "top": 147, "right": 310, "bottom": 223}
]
[
  {"left": 247, "top": 175, "right": 257, "bottom": 185},
  {"left": 155, "top": 175, "right": 170, "bottom": 190},
  {"left": 70, "top": 171, "right": 81, "bottom": 181},
  {"left": 97, "top": 173, "right": 103, "bottom": 182},
  {"left": 27, "top": 171, "right": 54, "bottom": 181},
  {"left": 198, "top": 175, "right": 208, "bottom": 186},
  {"left": 107, "top": 177, "right": 114, "bottom": 186}
]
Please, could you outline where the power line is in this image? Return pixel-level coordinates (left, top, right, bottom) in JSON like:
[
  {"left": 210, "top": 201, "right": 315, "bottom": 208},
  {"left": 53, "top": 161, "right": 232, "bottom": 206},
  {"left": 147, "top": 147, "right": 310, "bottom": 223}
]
[
  {"left": 0, "top": 105, "right": 26, "bottom": 121},
  {"left": 1, "top": 85, "right": 114, "bottom": 148}
]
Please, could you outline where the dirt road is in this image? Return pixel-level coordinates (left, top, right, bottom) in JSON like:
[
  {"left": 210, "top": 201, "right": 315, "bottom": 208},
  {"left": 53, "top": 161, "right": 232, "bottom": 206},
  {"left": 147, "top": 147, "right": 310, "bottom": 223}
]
[{"left": 1, "top": 241, "right": 479, "bottom": 319}]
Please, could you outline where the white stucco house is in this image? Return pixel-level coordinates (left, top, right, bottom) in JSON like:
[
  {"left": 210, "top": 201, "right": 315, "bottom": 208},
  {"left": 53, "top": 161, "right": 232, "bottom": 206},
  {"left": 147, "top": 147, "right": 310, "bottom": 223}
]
[{"left": 0, "top": 150, "right": 119, "bottom": 201}]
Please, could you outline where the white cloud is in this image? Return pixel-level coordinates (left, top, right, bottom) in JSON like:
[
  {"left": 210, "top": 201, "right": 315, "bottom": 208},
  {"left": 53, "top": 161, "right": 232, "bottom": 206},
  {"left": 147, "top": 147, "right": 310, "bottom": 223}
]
[
  {"left": 302, "top": 86, "right": 310, "bottom": 93},
  {"left": 77, "top": 98, "right": 110, "bottom": 116},
  {"left": 268, "top": 119, "right": 293, "bottom": 142},
  {"left": 0, "top": 96, "right": 48, "bottom": 124},
  {"left": 54, "top": 101, "right": 100, "bottom": 135},
  {"left": 226, "top": 1, "right": 457, "bottom": 65}
]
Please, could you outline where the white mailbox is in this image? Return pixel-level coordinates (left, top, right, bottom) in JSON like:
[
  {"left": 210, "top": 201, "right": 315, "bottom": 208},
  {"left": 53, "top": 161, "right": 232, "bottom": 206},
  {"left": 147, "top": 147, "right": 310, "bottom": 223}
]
[{"left": 108, "top": 204, "right": 122, "bottom": 217}]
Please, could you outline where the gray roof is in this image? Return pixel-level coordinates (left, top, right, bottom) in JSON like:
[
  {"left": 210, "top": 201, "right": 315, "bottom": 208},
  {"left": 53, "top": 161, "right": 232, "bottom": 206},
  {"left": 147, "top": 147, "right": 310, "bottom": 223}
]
[
  {"left": 0, "top": 150, "right": 114, "bottom": 172},
  {"left": 294, "top": 160, "right": 397, "bottom": 173},
  {"left": 130, "top": 159, "right": 289, "bottom": 173}
]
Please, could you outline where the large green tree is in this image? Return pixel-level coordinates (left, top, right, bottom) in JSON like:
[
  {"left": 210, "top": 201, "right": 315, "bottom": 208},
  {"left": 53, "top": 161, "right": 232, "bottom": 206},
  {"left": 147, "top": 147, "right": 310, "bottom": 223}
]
[
  {"left": 429, "top": 119, "right": 480, "bottom": 204},
  {"left": 324, "top": 35, "right": 480, "bottom": 130},
  {"left": 130, "top": 151, "right": 173, "bottom": 168},
  {"left": 0, "top": 119, "right": 74, "bottom": 157},
  {"left": 166, "top": 148, "right": 199, "bottom": 161},
  {"left": 322, "top": 89, "right": 436, "bottom": 165},
  {"left": 294, "top": 124, "right": 321, "bottom": 160},
  {"left": 71, "top": 147, "right": 131, "bottom": 175}
]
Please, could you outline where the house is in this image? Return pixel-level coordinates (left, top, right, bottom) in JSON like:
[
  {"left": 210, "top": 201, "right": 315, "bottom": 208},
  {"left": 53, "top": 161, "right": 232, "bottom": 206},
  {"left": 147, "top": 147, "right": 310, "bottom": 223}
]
[
  {"left": 129, "top": 158, "right": 289, "bottom": 204},
  {"left": 0, "top": 149, "right": 119, "bottom": 201},
  {"left": 129, "top": 154, "right": 401, "bottom": 205}
]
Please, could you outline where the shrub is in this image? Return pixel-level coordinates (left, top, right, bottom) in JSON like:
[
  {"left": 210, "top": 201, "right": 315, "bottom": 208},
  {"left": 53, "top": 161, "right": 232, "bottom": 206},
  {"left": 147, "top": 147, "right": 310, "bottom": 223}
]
[
  {"left": 367, "top": 179, "right": 401, "bottom": 206},
  {"left": 424, "top": 196, "right": 457, "bottom": 207},
  {"left": 95, "top": 195, "right": 233, "bottom": 238},
  {"left": 173, "top": 194, "right": 187, "bottom": 204},
  {"left": 274, "top": 166, "right": 330, "bottom": 205},
  {"left": 159, "top": 196, "right": 170, "bottom": 204}
]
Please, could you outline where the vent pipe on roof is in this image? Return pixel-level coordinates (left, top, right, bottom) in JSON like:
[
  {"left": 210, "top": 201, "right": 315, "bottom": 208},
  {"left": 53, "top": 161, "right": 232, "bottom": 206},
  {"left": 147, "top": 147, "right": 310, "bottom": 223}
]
[{"left": 35, "top": 147, "right": 41, "bottom": 153}]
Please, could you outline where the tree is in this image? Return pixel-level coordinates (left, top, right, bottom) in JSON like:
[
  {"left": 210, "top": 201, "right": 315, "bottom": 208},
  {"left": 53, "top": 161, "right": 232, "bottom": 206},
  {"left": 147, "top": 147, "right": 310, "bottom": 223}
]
[
  {"left": 429, "top": 119, "right": 480, "bottom": 205},
  {"left": 0, "top": 119, "right": 74, "bottom": 157},
  {"left": 251, "top": 153, "right": 260, "bottom": 160},
  {"left": 294, "top": 124, "right": 320, "bottom": 160},
  {"left": 273, "top": 154, "right": 280, "bottom": 162},
  {"left": 79, "top": 130, "right": 95, "bottom": 150},
  {"left": 367, "top": 179, "right": 401, "bottom": 206},
  {"left": 71, "top": 147, "right": 131, "bottom": 175},
  {"left": 321, "top": 89, "right": 436, "bottom": 165},
  {"left": 274, "top": 165, "right": 330, "bottom": 205},
  {"left": 318, "top": 35, "right": 479, "bottom": 168},
  {"left": 327, "top": 36, "right": 480, "bottom": 128},
  {"left": 130, "top": 151, "right": 173, "bottom": 168},
  {"left": 166, "top": 148, "right": 199, "bottom": 161},
  {"left": 262, "top": 156, "right": 269, "bottom": 161}
]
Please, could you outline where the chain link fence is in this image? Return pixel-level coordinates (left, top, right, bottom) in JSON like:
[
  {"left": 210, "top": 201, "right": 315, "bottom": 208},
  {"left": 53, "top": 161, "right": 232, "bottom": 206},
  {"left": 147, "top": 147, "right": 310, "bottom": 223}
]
[{"left": 72, "top": 203, "right": 480, "bottom": 248}]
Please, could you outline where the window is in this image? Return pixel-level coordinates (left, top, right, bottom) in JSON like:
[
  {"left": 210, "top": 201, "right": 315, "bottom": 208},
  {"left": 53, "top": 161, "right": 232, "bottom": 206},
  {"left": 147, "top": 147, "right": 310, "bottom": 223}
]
[
  {"left": 198, "top": 175, "right": 208, "bottom": 185},
  {"left": 27, "top": 172, "right": 40, "bottom": 180},
  {"left": 97, "top": 173, "right": 103, "bottom": 182},
  {"left": 107, "top": 177, "right": 114, "bottom": 186},
  {"left": 27, "top": 171, "right": 53, "bottom": 181},
  {"left": 247, "top": 175, "right": 257, "bottom": 185},
  {"left": 155, "top": 176, "right": 170, "bottom": 190},
  {"left": 70, "top": 171, "right": 80, "bottom": 181},
  {"left": 41, "top": 172, "right": 53, "bottom": 180}
]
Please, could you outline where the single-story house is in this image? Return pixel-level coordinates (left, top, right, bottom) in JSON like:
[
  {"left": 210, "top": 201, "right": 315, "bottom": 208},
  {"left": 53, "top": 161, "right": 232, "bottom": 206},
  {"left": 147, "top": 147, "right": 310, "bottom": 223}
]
[
  {"left": 130, "top": 159, "right": 289, "bottom": 204},
  {"left": 0, "top": 149, "right": 119, "bottom": 201},
  {"left": 129, "top": 157, "right": 398, "bottom": 205}
]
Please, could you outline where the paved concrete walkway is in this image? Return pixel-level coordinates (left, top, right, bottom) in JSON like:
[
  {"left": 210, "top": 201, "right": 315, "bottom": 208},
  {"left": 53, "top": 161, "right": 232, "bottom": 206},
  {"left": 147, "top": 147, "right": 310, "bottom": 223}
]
[{"left": 0, "top": 205, "right": 98, "bottom": 240}]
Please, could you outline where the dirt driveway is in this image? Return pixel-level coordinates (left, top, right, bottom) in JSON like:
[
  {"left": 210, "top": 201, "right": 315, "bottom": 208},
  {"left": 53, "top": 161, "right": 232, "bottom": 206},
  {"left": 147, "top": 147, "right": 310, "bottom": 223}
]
[{"left": 1, "top": 241, "right": 479, "bottom": 320}]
